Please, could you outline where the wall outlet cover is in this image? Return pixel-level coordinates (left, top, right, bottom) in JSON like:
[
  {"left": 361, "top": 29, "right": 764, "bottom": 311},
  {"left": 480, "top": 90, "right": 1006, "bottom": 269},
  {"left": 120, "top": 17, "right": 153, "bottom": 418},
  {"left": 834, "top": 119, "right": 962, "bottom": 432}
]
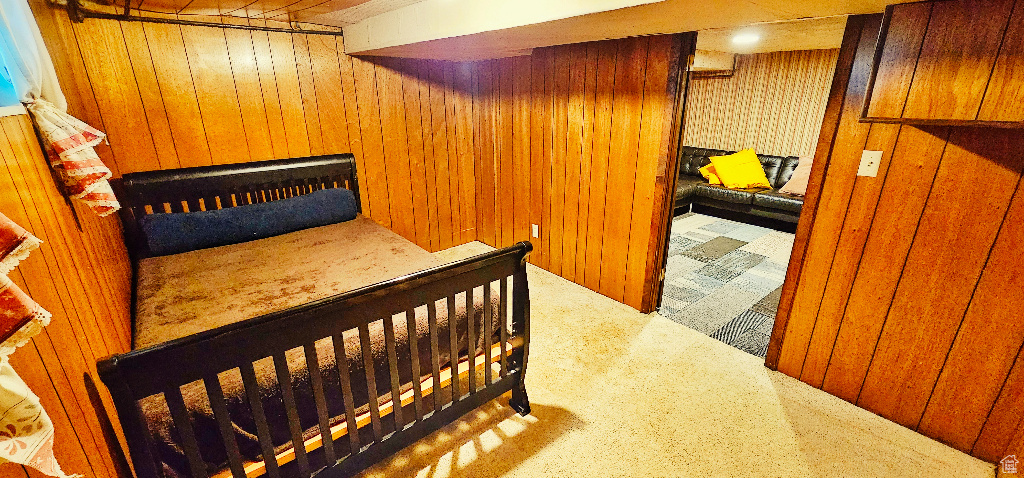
[
  {"left": 858, "top": 150, "right": 883, "bottom": 177},
  {"left": 532, "top": 224, "right": 539, "bottom": 238}
]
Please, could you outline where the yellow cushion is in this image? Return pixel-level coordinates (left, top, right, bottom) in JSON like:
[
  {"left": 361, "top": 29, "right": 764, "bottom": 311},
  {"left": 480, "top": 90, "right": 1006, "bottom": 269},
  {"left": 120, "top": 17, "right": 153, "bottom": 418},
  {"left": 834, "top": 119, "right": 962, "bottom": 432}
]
[
  {"left": 699, "top": 164, "right": 723, "bottom": 185},
  {"left": 709, "top": 149, "right": 772, "bottom": 189}
]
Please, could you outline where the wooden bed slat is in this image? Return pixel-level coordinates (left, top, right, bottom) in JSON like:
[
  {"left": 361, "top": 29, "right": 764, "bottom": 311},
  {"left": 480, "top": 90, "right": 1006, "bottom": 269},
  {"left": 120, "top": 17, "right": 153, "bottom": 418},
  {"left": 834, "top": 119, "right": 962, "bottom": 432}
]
[
  {"left": 205, "top": 373, "right": 247, "bottom": 478},
  {"left": 406, "top": 309, "right": 425, "bottom": 421},
  {"left": 304, "top": 343, "right": 337, "bottom": 465},
  {"left": 467, "top": 288, "right": 476, "bottom": 394},
  {"left": 239, "top": 361, "right": 282, "bottom": 478},
  {"left": 165, "top": 386, "right": 210, "bottom": 478},
  {"left": 382, "top": 316, "right": 404, "bottom": 431},
  {"left": 499, "top": 277, "right": 508, "bottom": 378},
  {"left": 484, "top": 284, "right": 493, "bottom": 385},
  {"left": 447, "top": 294, "right": 460, "bottom": 402},
  {"left": 332, "top": 333, "right": 361, "bottom": 455},
  {"left": 211, "top": 344, "right": 510, "bottom": 478},
  {"left": 427, "top": 301, "right": 443, "bottom": 412},
  {"left": 273, "top": 351, "right": 311, "bottom": 477},
  {"left": 358, "top": 322, "right": 384, "bottom": 441}
]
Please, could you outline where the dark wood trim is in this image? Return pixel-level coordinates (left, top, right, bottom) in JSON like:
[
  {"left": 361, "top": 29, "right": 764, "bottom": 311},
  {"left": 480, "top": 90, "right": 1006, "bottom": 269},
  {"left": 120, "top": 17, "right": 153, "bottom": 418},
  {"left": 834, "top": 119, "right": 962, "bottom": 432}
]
[
  {"left": 765, "top": 14, "right": 874, "bottom": 370},
  {"left": 860, "top": 3, "right": 897, "bottom": 120},
  {"left": 112, "top": 154, "right": 361, "bottom": 261},
  {"left": 860, "top": 116, "right": 1024, "bottom": 128},
  {"left": 641, "top": 32, "right": 696, "bottom": 313}
]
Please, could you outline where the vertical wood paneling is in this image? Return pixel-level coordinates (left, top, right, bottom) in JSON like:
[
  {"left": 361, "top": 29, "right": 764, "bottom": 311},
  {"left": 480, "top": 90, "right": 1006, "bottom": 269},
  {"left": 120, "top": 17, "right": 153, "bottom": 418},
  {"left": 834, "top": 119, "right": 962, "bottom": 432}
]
[
  {"left": 73, "top": 19, "right": 161, "bottom": 174},
  {"left": 772, "top": 13, "right": 1024, "bottom": 463},
  {"left": 857, "top": 128, "right": 1024, "bottom": 428},
  {"left": 223, "top": 28, "right": 276, "bottom": 161},
  {"left": 473, "top": 34, "right": 689, "bottom": 311},
  {"left": 775, "top": 17, "right": 881, "bottom": 378},
  {"left": 427, "top": 63, "right": 454, "bottom": 250},
  {"left": 582, "top": 41, "right": 617, "bottom": 292},
  {"left": 529, "top": 49, "right": 551, "bottom": 269},
  {"left": 919, "top": 176, "right": 1024, "bottom": 453},
  {"left": 451, "top": 63, "right": 477, "bottom": 243},
  {"left": 143, "top": 22, "right": 213, "bottom": 167},
  {"left": 683, "top": 49, "right": 839, "bottom": 157},
  {"left": 599, "top": 36, "right": 647, "bottom": 303},
  {"left": 180, "top": 25, "right": 250, "bottom": 165},
  {"left": 0, "top": 114, "right": 131, "bottom": 478},
  {"left": 511, "top": 56, "right": 532, "bottom": 248}
]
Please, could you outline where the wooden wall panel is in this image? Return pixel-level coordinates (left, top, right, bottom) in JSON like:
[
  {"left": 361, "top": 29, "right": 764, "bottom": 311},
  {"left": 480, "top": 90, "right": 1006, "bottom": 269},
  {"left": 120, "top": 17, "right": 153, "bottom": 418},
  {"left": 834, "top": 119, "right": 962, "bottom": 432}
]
[
  {"left": 473, "top": 34, "right": 692, "bottom": 311},
  {"left": 0, "top": 114, "right": 132, "bottom": 478},
  {"left": 17, "top": 8, "right": 496, "bottom": 476},
  {"left": 33, "top": 8, "right": 481, "bottom": 253},
  {"left": 770, "top": 14, "right": 1024, "bottom": 463},
  {"left": 683, "top": 49, "right": 839, "bottom": 157}
]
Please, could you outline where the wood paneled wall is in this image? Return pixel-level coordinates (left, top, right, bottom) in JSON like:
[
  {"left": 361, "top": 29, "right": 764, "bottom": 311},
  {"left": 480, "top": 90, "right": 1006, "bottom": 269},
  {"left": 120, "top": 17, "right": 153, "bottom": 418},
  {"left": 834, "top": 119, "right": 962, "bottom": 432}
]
[
  {"left": 768, "top": 14, "right": 1024, "bottom": 463},
  {"left": 683, "top": 49, "right": 839, "bottom": 157},
  {"left": 14, "top": 8, "right": 693, "bottom": 476},
  {"left": 30, "top": 4, "right": 479, "bottom": 253},
  {"left": 471, "top": 34, "right": 693, "bottom": 312},
  {"left": 0, "top": 114, "right": 132, "bottom": 478}
]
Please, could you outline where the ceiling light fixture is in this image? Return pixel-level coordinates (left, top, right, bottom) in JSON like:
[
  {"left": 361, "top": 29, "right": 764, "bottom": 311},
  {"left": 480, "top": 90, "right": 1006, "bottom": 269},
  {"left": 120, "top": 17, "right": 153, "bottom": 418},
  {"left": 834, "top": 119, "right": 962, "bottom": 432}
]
[{"left": 732, "top": 32, "right": 761, "bottom": 45}]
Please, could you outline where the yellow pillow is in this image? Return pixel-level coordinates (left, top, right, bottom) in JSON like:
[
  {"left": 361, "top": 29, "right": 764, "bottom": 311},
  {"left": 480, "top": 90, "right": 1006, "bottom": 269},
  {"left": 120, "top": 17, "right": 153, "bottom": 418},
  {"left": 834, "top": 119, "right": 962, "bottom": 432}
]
[
  {"left": 699, "top": 164, "right": 723, "bottom": 185},
  {"left": 709, "top": 149, "right": 771, "bottom": 189}
]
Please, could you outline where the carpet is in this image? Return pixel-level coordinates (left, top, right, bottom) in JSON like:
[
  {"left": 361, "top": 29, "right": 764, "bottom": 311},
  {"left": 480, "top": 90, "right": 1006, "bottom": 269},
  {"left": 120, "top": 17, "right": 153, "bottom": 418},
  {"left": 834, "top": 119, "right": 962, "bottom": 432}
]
[
  {"left": 353, "top": 242, "right": 992, "bottom": 478},
  {"left": 659, "top": 213, "right": 794, "bottom": 357}
]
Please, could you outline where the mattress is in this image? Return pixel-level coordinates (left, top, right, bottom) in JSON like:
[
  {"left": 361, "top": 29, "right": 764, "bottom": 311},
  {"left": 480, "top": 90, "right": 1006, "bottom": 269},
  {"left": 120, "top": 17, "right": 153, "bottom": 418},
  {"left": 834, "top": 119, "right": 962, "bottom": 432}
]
[{"left": 133, "top": 215, "right": 501, "bottom": 477}]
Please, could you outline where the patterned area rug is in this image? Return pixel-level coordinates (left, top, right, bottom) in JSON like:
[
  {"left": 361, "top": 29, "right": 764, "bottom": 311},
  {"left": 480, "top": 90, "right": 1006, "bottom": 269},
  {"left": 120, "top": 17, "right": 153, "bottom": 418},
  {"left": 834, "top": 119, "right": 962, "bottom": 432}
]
[{"left": 659, "top": 213, "right": 795, "bottom": 357}]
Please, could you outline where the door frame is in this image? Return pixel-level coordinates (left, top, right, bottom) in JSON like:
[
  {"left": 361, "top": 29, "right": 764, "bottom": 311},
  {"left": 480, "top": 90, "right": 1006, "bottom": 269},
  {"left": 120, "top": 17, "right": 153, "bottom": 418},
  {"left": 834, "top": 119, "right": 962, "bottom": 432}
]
[{"left": 640, "top": 32, "right": 697, "bottom": 313}]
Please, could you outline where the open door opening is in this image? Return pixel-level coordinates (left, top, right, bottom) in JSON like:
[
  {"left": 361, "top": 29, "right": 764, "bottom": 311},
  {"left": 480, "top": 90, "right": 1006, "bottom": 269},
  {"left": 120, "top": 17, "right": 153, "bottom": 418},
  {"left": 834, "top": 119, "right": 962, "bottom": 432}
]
[{"left": 652, "top": 16, "right": 848, "bottom": 359}]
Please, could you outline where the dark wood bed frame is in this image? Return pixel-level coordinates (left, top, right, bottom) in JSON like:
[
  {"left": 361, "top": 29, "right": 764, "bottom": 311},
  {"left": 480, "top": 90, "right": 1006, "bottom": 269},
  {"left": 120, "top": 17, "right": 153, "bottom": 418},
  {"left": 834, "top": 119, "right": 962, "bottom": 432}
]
[{"left": 98, "top": 154, "right": 532, "bottom": 478}]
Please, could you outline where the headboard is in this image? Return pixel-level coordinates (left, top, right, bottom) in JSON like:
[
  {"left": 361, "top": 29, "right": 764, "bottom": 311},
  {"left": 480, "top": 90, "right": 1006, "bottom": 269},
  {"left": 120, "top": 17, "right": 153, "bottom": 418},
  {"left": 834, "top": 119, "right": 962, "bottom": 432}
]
[{"left": 111, "top": 154, "right": 360, "bottom": 261}]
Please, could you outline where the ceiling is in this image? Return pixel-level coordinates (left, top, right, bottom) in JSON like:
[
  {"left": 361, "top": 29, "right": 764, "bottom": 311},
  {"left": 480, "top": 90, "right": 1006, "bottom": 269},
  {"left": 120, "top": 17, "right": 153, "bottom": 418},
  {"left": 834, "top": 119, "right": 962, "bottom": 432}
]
[
  {"left": 113, "top": 0, "right": 897, "bottom": 60},
  {"left": 696, "top": 15, "right": 848, "bottom": 54},
  {"left": 342, "top": 0, "right": 900, "bottom": 60}
]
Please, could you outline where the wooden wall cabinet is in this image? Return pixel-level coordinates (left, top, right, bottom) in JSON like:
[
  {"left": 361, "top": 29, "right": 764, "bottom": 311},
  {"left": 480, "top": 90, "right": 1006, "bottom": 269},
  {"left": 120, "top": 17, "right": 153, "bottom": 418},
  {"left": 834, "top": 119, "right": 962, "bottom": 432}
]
[{"left": 862, "top": 0, "right": 1024, "bottom": 126}]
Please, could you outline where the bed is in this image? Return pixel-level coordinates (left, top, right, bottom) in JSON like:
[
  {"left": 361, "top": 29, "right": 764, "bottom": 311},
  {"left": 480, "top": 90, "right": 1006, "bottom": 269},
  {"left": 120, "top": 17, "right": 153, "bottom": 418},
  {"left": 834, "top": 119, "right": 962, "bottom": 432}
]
[{"left": 97, "top": 154, "right": 532, "bottom": 478}]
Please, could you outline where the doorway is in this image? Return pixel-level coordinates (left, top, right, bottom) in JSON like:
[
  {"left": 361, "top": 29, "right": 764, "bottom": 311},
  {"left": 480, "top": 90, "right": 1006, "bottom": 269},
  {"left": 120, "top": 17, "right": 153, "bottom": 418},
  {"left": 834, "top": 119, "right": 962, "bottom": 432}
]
[{"left": 653, "top": 17, "right": 847, "bottom": 358}]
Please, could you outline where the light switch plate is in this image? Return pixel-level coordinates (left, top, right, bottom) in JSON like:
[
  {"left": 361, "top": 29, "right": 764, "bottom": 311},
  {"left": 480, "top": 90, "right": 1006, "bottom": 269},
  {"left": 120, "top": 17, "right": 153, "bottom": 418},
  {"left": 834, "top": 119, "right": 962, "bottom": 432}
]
[
  {"left": 532, "top": 224, "right": 539, "bottom": 238},
  {"left": 858, "top": 150, "right": 883, "bottom": 177}
]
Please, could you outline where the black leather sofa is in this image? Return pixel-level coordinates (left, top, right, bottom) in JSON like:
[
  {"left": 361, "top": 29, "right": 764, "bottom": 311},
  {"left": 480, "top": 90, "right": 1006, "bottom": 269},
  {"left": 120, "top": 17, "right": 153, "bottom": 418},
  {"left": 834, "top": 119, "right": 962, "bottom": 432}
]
[{"left": 675, "top": 146, "right": 804, "bottom": 231}]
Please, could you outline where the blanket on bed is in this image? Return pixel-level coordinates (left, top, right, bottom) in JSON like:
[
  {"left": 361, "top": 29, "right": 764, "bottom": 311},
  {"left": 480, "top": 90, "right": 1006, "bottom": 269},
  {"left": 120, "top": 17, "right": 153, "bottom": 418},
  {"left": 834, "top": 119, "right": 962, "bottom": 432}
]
[{"left": 133, "top": 216, "right": 503, "bottom": 477}]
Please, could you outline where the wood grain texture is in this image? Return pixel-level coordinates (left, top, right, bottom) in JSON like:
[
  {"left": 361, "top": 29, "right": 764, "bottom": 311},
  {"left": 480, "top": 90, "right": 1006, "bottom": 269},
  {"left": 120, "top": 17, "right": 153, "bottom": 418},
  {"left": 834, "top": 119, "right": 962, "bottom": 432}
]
[
  {"left": 864, "top": 2, "right": 932, "bottom": 119},
  {"left": 0, "top": 114, "right": 132, "bottom": 478},
  {"left": 901, "top": 0, "right": 1015, "bottom": 120},
  {"left": 918, "top": 175, "right": 1024, "bottom": 452},
  {"left": 775, "top": 15, "right": 881, "bottom": 378},
  {"left": 774, "top": 11, "right": 1024, "bottom": 462},
  {"left": 38, "top": 10, "right": 482, "bottom": 252},
  {"left": 473, "top": 35, "right": 690, "bottom": 311},
  {"left": 977, "top": 0, "right": 1024, "bottom": 122},
  {"left": 857, "top": 127, "right": 1024, "bottom": 428}
]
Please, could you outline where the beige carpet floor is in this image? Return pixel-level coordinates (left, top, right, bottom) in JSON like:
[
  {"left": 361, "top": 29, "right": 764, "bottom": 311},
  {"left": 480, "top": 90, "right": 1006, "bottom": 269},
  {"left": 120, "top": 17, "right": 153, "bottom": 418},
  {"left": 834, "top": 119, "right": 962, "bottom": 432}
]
[{"left": 356, "top": 242, "right": 994, "bottom": 478}]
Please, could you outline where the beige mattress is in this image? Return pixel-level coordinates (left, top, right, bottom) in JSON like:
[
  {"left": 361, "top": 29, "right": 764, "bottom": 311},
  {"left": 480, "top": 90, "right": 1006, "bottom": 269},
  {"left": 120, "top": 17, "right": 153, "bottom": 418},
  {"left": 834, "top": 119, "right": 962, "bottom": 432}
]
[{"left": 134, "top": 215, "right": 443, "bottom": 348}]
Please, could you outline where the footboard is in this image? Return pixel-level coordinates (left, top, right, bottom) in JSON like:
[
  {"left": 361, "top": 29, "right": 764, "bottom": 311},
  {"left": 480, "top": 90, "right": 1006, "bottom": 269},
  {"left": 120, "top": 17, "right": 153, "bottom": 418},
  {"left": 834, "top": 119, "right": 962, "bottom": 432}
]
[{"left": 98, "top": 242, "right": 532, "bottom": 478}]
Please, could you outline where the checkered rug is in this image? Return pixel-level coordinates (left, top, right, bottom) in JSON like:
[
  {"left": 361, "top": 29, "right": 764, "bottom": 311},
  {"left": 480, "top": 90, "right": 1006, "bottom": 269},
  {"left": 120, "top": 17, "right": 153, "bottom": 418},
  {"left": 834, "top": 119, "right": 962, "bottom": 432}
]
[{"left": 659, "top": 213, "right": 795, "bottom": 357}]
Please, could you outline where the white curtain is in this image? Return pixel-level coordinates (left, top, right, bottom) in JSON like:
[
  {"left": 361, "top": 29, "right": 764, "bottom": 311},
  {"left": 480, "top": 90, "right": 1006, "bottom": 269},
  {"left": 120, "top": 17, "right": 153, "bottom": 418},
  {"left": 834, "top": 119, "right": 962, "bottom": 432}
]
[{"left": 0, "top": 0, "right": 65, "bottom": 110}]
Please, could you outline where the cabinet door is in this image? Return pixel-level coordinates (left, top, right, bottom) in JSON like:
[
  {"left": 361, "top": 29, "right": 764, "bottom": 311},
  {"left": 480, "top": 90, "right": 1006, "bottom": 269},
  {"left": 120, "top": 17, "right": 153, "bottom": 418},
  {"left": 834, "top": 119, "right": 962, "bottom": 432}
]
[
  {"left": 900, "top": 0, "right": 1014, "bottom": 121},
  {"left": 977, "top": 1, "right": 1024, "bottom": 122},
  {"left": 864, "top": 2, "right": 932, "bottom": 119}
]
